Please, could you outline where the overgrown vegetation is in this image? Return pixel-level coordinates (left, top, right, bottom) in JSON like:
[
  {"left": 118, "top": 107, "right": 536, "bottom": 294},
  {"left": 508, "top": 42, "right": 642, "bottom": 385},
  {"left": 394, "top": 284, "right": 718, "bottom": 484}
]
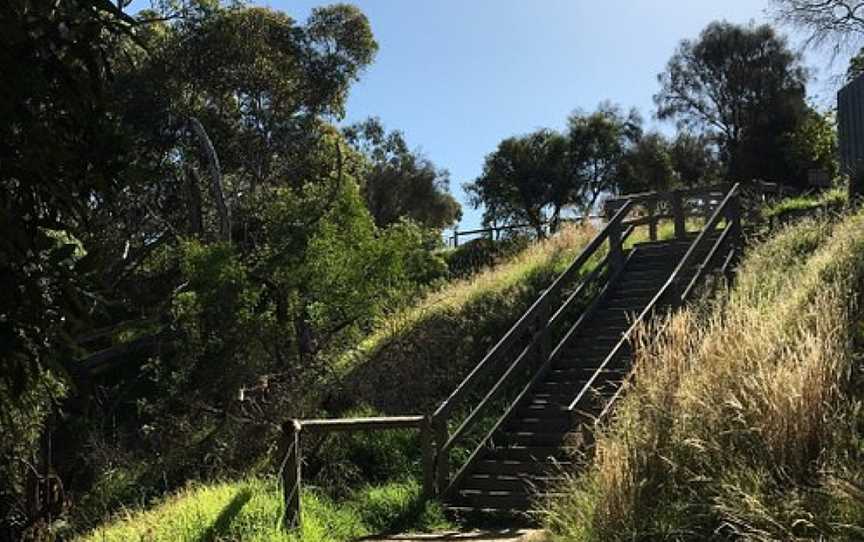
[
  {"left": 762, "top": 186, "right": 848, "bottom": 220},
  {"left": 544, "top": 210, "right": 864, "bottom": 540}
]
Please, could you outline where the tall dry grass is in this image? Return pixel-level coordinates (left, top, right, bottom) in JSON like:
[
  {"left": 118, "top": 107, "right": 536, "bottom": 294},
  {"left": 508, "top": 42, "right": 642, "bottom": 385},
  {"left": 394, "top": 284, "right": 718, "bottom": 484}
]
[{"left": 545, "top": 213, "right": 864, "bottom": 541}]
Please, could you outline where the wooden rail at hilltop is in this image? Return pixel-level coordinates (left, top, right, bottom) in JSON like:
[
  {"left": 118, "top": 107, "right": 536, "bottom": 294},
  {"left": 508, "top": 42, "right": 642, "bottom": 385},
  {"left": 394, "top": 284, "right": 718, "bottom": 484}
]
[{"left": 280, "top": 183, "right": 747, "bottom": 530}]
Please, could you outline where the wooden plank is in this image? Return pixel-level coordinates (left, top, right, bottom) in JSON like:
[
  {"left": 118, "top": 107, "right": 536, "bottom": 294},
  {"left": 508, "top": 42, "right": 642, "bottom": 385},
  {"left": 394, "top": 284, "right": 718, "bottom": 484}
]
[
  {"left": 298, "top": 416, "right": 425, "bottom": 432},
  {"left": 433, "top": 416, "right": 449, "bottom": 496},
  {"left": 421, "top": 416, "right": 435, "bottom": 498}
]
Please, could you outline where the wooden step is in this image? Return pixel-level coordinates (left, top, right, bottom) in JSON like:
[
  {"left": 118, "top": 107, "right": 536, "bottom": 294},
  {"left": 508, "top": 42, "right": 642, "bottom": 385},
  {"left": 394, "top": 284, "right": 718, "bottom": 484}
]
[
  {"left": 485, "top": 445, "right": 574, "bottom": 462},
  {"left": 506, "top": 416, "right": 571, "bottom": 433},
  {"left": 545, "top": 367, "right": 628, "bottom": 383},
  {"left": 472, "top": 459, "right": 573, "bottom": 476},
  {"left": 455, "top": 489, "right": 534, "bottom": 511},
  {"left": 493, "top": 431, "right": 573, "bottom": 447},
  {"left": 461, "top": 472, "right": 564, "bottom": 492}
]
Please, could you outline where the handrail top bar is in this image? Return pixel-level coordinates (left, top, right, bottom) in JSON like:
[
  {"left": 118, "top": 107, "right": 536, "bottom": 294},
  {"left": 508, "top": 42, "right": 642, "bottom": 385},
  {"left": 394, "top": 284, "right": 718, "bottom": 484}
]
[
  {"left": 454, "top": 216, "right": 603, "bottom": 237},
  {"left": 604, "top": 183, "right": 730, "bottom": 208},
  {"left": 432, "top": 199, "right": 634, "bottom": 420},
  {"left": 565, "top": 182, "right": 741, "bottom": 413},
  {"left": 289, "top": 415, "right": 426, "bottom": 432}
]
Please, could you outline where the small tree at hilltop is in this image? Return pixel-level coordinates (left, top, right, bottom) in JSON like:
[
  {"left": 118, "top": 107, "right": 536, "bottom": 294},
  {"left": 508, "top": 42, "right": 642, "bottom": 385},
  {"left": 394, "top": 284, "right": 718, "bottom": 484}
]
[
  {"left": 567, "top": 103, "right": 642, "bottom": 210},
  {"left": 465, "top": 130, "right": 569, "bottom": 238}
]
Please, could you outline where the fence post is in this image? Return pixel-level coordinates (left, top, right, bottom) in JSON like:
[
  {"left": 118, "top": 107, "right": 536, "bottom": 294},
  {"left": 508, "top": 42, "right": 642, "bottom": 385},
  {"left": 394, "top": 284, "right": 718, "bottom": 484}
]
[
  {"left": 282, "top": 420, "right": 302, "bottom": 531},
  {"left": 420, "top": 415, "right": 435, "bottom": 499},
  {"left": 671, "top": 189, "right": 686, "bottom": 238},
  {"left": 538, "top": 295, "right": 551, "bottom": 368},
  {"left": 433, "top": 415, "right": 449, "bottom": 497},
  {"left": 453, "top": 231, "right": 459, "bottom": 247},
  {"left": 608, "top": 218, "right": 624, "bottom": 275},
  {"left": 647, "top": 200, "right": 657, "bottom": 241}
]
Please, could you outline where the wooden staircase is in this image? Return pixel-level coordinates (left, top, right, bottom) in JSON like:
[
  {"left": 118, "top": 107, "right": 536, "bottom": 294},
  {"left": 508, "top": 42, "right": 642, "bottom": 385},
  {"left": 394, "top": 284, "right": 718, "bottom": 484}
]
[
  {"left": 430, "top": 184, "right": 743, "bottom": 519},
  {"left": 450, "top": 235, "right": 719, "bottom": 513}
]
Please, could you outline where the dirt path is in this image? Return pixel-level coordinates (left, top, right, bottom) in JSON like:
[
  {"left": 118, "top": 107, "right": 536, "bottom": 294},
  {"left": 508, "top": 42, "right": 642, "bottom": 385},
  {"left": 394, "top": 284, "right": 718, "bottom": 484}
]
[{"left": 358, "top": 528, "right": 547, "bottom": 542}]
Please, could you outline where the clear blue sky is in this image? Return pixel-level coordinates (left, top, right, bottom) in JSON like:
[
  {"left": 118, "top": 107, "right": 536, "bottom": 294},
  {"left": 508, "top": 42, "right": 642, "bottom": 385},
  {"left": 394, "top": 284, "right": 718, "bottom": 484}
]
[
  {"left": 265, "top": 0, "right": 841, "bottom": 232},
  {"left": 137, "top": 1, "right": 845, "bottom": 231}
]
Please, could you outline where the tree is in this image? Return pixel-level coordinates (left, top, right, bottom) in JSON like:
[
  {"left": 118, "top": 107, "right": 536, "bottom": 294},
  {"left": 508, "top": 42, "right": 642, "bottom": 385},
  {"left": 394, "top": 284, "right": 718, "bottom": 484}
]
[
  {"left": 618, "top": 132, "right": 675, "bottom": 194},
  {"left": 655, "top": 21, "right": 809, "bottom": 186},
  {"left": 343, "top": 118, "right": 461, "bottom": 229},
  {"left": 567, "top": 103, "right": 642, "bottom": 209},
  {"left": 772, "top": 0, "right": 864, "bottom": 53},
  {"left": 465, "top": 130, "right": 569, "bottom": 237},
  {"left": 670, "top": 132, "right": 723, "bottom": 187}
]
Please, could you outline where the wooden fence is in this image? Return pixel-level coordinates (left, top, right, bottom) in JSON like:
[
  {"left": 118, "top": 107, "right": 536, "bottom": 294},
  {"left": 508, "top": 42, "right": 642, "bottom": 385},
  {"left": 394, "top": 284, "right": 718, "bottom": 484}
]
[{"left": 281, "top": 416, "right": 434, "bottom": 529}]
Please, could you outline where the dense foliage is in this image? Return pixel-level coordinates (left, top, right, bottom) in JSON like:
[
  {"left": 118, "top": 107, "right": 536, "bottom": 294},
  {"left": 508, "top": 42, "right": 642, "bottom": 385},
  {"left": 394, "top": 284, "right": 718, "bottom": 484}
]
[{"left": 0, "top": 1, "right": 462, "bottom": 538}]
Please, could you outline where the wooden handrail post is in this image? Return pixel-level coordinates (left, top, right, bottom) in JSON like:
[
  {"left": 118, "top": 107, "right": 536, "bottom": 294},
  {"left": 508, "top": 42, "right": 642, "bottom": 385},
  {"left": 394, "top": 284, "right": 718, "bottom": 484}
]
[
  {"left": 420, "top": 415, "right": 435, "bottom": 499},
  {"left": 608, "top": 218, "right": 624, "bottom": 275},
  {"left": 433, "top": 415, "right": 449, "bottom": 497},
  {"left": 282, "top": 420, "right": 302, "bottom": 531},
  {"left": 671, "top": 189, "right": 686, "bottom": 238},
  {"left": 727, "top": 190, "right": 742, "bottom": 243},
  {"left": 647, "top": 200, "right": 657, "bottom": 241},
  {"left": 538, "top": 295, "right": 551, "bottom": 368}
]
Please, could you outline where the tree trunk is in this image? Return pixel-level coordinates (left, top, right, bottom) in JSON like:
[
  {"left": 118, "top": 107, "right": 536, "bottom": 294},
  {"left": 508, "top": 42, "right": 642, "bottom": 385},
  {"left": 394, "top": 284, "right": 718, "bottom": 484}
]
[
  {"left": 188, "top": 116, "right": 230, "bottom": 242},
  {"left": 185, "top": 165, "right": 203, "bottom": 237}
]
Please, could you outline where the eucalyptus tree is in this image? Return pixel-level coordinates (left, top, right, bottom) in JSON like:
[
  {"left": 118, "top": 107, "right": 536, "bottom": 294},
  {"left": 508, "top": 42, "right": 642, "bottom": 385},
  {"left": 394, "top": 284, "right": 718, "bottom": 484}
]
[
  {"left": 655, "top": 21, "right": 810, "bottom": 186},
  {"left": 466, "top": 130, "right": 569, "bottom": 237},
  {"left": 567, "top": 103, "right": 642, "bottom": 208},
  {"left": 343, "top": 118, "right": 462, "bottom": 230}
]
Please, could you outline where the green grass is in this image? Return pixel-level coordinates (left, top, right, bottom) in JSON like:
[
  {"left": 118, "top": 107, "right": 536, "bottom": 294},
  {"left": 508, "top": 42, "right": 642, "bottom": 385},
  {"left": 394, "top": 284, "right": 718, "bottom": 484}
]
[
  {"left": 75, "top": 478, "right": 449, "bottom": 542},
  {"left": 543, "top": 211, "right": 864, "bottom": 541},
  {"left": 342, "top": 223, "right": 604, "bottom": 414},
  {"left": 762, "top": 187, "right": 847, "bottom": 220}
]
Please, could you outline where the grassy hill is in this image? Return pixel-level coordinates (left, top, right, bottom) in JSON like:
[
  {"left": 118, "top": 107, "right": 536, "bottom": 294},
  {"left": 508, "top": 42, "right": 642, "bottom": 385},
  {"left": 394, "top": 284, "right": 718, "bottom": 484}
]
[{"left": 545, "top": 208, "right": 864, "bottom": 540}]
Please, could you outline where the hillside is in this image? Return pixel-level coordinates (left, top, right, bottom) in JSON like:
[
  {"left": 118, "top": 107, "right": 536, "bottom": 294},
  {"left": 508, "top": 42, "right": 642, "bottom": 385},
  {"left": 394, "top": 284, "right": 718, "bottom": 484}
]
[
  {"left": 545, "top": 209, "right": 864, "bottom": 540},
  {"left": 73, "top": 225, "right": 600, "bottom": 541}
]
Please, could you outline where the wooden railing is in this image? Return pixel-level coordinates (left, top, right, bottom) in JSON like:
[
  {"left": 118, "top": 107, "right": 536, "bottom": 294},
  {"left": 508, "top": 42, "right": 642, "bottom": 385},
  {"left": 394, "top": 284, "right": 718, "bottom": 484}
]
[
  {"left": 448, "top": 215, "right": 602, "bottom": 247},
  {"left": 281, "top": 416, "right": 434, "bottom": 529},
  {"left": 591, "top": 183, "right": 742, "bottom": 422},
  {"left": 430, "top": 202, "right": 636, "bottom": 497},
  {"left": 603, "top": 183, "right": 730, "bottom": 241}
]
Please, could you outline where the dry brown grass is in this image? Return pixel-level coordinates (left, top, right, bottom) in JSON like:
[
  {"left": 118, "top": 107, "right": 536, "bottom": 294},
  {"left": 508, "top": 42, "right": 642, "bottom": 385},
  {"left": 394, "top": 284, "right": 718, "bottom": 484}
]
[{"left": 544, "top": 213, "right": 864, "bottom": 541}]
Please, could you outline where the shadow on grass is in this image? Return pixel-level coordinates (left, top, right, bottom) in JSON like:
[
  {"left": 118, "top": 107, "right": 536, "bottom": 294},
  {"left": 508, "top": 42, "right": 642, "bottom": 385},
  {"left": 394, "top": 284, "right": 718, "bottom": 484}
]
[{"left": 195, "top": 488, "right": 252, "bottom": 542}]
